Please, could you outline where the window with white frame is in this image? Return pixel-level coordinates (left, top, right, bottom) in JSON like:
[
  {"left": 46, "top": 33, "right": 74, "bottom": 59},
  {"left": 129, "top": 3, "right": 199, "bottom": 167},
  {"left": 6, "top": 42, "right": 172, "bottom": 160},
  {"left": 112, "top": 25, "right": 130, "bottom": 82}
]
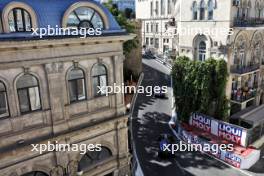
[
  {"left": 68, "top": 68, "right": 86, "bottom": 103},
  {"left": 8, "top": 8, "right": 32, "bottom": 32},
  {"left": 198, "top": 41, "right": 206, "bottom": 61},
  {"left": 208, "top": 0, "right": 214, "bottom": 20},
  {"left": 0, "top": 81, "right": 9, "bottom": 118},
  {"left": 92, "top": 64, "right": 108, "bottom": 96},
  {"left": 192, "top": 1, "right": 198, "bottom": 20},
  {"left": 17, "top": 74, "right": 41, "bottom": 114},
  {"left": 199, "top": 0, "right": 206, "bottom": 20}
]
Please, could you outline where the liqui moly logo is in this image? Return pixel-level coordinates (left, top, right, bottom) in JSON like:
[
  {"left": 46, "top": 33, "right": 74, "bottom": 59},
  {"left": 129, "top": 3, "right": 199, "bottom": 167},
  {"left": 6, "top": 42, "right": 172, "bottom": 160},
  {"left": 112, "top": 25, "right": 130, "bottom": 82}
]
[
  {"left": 191, "top": 114, "right": 211, "bottom": 133},
  {"left": 225, "top": 153, "right": 241, "bottom": 168},
  {"left": 218, "top": 123, "right": 242, "bottom": 144}
]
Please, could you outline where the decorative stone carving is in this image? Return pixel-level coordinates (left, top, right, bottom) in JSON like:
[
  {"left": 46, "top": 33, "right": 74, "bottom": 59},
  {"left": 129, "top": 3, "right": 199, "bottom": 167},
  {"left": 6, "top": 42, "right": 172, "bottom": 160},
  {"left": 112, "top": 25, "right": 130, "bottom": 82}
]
[
  {"left": 67, "top": 160, "right": 78, "bottom": 176},
  {"left": 50, "top": 166, "right": 64, "bottom": 176},
  {"left": 45, "top": 62, "right": 64, "bottom": 74}
]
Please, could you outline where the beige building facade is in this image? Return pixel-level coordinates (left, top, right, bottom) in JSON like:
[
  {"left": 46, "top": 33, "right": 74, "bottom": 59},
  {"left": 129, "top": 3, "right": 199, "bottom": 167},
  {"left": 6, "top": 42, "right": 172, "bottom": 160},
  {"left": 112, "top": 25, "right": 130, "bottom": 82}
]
[
  {"left": 136, "top": 0, "right": 177, "bottom": 55},
  {"left": 0, "top": 0, "right": 134, "bottom": 176},
  {"left": 177, "top": 0, "right": 264, "bottom": 120}
]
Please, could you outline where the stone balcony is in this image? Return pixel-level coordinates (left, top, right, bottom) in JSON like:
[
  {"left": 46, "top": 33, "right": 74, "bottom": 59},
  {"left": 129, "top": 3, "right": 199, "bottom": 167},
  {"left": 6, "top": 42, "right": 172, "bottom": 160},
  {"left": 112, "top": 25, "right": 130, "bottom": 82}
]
[
  {"left": 231, "top": 87, "right": 257, "bottom": 103},
  {"left": 230, "top": 64, "right": 260, "bottom": 74},
  {"left": 233, "top": 17, "right": 264, "bottom": 27}
]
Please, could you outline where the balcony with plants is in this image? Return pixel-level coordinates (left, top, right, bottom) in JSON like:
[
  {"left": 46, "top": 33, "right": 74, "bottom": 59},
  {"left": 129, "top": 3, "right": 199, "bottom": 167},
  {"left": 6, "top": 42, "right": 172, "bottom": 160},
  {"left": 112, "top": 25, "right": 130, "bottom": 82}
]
[
  {"left": 230, "top": 62, "right": 260, "bottom": 74},
  {"left": 231, "top": 74, "right": 259, "bottom": 103}
]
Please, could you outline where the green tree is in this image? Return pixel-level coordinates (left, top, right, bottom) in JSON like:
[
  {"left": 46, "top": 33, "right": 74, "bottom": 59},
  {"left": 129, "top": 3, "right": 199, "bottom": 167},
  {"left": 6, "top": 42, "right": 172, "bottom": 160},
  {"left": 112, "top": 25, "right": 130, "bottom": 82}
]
[
  {"left": 103, "top": 1, "right": 138, "bottom": 56},
  {"left": 172, "top": 56, "right": 229, "bottom": 122}
]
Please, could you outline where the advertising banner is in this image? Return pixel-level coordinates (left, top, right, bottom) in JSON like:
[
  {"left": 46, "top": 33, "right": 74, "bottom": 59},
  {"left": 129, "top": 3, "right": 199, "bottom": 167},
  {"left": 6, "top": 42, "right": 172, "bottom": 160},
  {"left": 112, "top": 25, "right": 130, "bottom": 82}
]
[
  {"left": 224, "top": 152, "right": 241, "bottom": 168},
  {"left": 178, "top": 125, "right": 260, "bottom": 169},
  {"left": 189, "top": 113, "right": 248, "bottom": 147}
]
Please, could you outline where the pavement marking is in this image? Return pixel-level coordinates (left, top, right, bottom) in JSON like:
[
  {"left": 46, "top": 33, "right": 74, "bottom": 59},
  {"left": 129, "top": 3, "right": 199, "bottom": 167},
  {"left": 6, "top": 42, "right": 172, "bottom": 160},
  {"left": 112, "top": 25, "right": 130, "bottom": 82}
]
[{"left": 149, "top": 160, "right": 172, "bottom": 167}]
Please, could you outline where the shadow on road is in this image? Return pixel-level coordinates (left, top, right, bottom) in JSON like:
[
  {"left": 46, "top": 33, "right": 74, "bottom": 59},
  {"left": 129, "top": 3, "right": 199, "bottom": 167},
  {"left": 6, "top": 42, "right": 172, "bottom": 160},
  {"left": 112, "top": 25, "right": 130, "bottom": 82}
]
[{"left": 131, "top": 63, "right": 234, "bottom": 176}]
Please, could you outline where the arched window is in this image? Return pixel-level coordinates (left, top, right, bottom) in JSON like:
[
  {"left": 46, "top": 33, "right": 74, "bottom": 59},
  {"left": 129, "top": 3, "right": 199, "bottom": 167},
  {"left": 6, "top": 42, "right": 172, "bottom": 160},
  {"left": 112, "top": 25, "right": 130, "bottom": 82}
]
[
  {"left": 67, "top": 7, "right": 104, "bottom": 29},
  {"left": 68, "top": 68, "right": 86, "bottom": 103},
  {"left": 208, "top": 0, "right": 214, "bottom": 20},
  {"left": 78, "top": 147, "right": 112, "bottom": 173},
  {"left": 256, "top": 1, "right": 261, "bottom": 18},
  {"left": 92, "top": 64, "right": 108, "bottom": 96},
  {"left": 192, "top": 1, "right": 198, "bottom": 20},
  {"left": 198, "top": 41, "right": 206, "bottom": 61},
  {"left": 0, "top": 81, "right": 9, "bottom": 118},
  {"left": 199, "top": 0, "right": 206, "bottom": 20},
  {"left": 17, "top": 74, "right": 41, "bottom": 114},
  {"left": 233, "top": 48, "right": 239, "bottom": 65},
  {"left": 239, "top": 50, "right": 245, "bottom": 67},
  {"left": 247, "top": 0, "right": 252, "bottom": 18},
  {"left": 8, "top": 8, "right": 32, "bottom": 32},
  {"left": 253, "top": 43, "right": 261, "bottom": 64},
  {"left": 21, "top": 171, "right": 48, "bottom": 176}
]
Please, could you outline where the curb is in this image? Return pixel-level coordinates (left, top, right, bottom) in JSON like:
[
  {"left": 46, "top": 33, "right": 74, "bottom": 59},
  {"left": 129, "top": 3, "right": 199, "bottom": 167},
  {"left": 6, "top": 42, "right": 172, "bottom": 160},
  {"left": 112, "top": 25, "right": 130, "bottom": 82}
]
[{"left": 129, "top": 72, "right": 145, "bottom": 176}]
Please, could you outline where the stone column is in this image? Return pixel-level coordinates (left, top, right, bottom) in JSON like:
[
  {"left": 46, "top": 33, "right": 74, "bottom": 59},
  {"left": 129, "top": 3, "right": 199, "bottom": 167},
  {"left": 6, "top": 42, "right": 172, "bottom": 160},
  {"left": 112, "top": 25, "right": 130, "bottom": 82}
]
[
  {"left": 45, "top": 62, "right": 69, "bottom": 134},
  {"left": 113, "top": 55, "right": 126, "bottom": 115},
  {"left": 116, "top": 117, "right": 131, "bottom": 176}
]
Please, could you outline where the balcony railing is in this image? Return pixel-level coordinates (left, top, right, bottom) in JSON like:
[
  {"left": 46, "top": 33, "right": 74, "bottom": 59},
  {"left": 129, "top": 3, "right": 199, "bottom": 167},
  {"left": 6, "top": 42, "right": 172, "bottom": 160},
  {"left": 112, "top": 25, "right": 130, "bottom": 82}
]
[
  {"left": 233, "top": 17, "right": 264, "bottom": 27},
  {"left": 231, "top": 88, "right": 257, "bottom": 103},
  {"left": 230, "top": 64, "right": 260, "bottom": 74}
]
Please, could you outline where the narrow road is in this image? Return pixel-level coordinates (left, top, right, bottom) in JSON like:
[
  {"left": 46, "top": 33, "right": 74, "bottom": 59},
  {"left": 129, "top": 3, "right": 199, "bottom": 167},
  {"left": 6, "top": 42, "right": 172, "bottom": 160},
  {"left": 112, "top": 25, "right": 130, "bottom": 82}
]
[{"left": 131, "top": 58, "right": 250, "bottom": 176}]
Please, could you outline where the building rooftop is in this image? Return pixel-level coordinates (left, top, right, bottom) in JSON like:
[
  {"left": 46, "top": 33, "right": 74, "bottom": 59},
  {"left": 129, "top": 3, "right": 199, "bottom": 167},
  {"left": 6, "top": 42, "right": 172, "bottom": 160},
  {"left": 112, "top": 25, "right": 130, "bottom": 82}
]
[{"left": 0, "top": 0, "right": 126, "bottom": 40}]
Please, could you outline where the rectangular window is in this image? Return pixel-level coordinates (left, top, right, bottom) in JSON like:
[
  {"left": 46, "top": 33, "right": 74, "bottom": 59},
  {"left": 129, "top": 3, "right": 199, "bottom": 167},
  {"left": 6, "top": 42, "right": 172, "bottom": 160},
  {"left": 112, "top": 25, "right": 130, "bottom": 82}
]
[
  {"left": 93, "top": 75, "right": 107, "bottom": 96},
  {"left": 150, "top": 2, "right": 153, "bottom": 16},
  {"left": 77, "top": 79, "right": 86, "bottom": 100},
  {"left": 24, "top": 11, "right": 32, "bottom": 31},
  {"left": 29, "top": 87, "right": 41, "bottom": 111},
  {"left": 8, "top": 11, "right": 15, "bottom": 32},
  {"left": 150, "top": 38, "right": 154, "bottom": 45},
  {"left": 151, "top": 23, "right": 153, "bottom": 32},
  {"left": 14, "top": 9, "right": 24, "bottom": 32},
  {"left": 0, "top": 92, "right": 8, "bottom": 118},
  {"left": 18, "top": 89, "right": 30, "bottom": 113},
  {"left": 161, "top": 0, "right": 165, "bottom": 15},
  {"left": 69, "top": 81, "right": 77, "bottom": 102},
  {"left": 146, "top": 23, "right": 149, "bottom": 33},
  {"left": 155, "top": 38, "right": 159, "bottom": 48},
  {"left": 156, "top": 1, "right": 159, "bottom": 15},
  {"left": 168, "top": 0, "right": 171, "bottom": 14},
  {"left": 146, "top": 37, "right": 149, "bottom": 45},
  {"left": 156, "top": 23, "right": 159, "bottom": 32}
]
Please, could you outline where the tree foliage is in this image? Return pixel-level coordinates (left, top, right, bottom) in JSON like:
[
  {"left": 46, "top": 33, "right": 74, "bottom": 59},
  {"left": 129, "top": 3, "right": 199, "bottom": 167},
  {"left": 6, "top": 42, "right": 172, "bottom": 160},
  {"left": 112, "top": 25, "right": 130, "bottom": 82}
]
[
  {"left": 172, "top": 56, "right": 229, "bottom": 122},
  {"left": 103, "top": 1, "right": 138, "bottom": 56}
]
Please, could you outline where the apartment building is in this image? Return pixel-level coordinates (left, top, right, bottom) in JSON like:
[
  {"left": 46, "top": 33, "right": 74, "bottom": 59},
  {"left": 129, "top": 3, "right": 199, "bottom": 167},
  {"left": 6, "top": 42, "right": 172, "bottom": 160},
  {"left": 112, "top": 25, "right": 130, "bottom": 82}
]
[
  {"left": 112, "top": 0, "right": 135, "bottom": 12},
  {"left": 136, "top": 0, "right": 177, "bottom": 55},
  {"left": 0, "top": 0, "right": 133, "bottom": 176},
  {"left": 177, "top": 0, "right": 264, "bottom": 134}
]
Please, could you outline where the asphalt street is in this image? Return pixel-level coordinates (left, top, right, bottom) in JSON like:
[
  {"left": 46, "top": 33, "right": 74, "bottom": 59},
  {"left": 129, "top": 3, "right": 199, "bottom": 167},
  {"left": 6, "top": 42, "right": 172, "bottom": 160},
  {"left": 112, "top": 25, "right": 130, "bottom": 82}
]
[{"left": 131, "top": 58, "right": 255, "bottom": 176}]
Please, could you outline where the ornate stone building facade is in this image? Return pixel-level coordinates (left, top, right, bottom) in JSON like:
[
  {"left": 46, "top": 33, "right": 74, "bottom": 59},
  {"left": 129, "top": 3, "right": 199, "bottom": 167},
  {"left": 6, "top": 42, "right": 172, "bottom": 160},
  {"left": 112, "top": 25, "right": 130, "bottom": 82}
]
[
  {"left": 136, "top": 0, "right": 177, "bottom": 55},
  {"left": 177, "top": 0, "right": 264, "bottom": 121},
  {"left": 0, "top": 0, "right": 134, "bottom": 176}
]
